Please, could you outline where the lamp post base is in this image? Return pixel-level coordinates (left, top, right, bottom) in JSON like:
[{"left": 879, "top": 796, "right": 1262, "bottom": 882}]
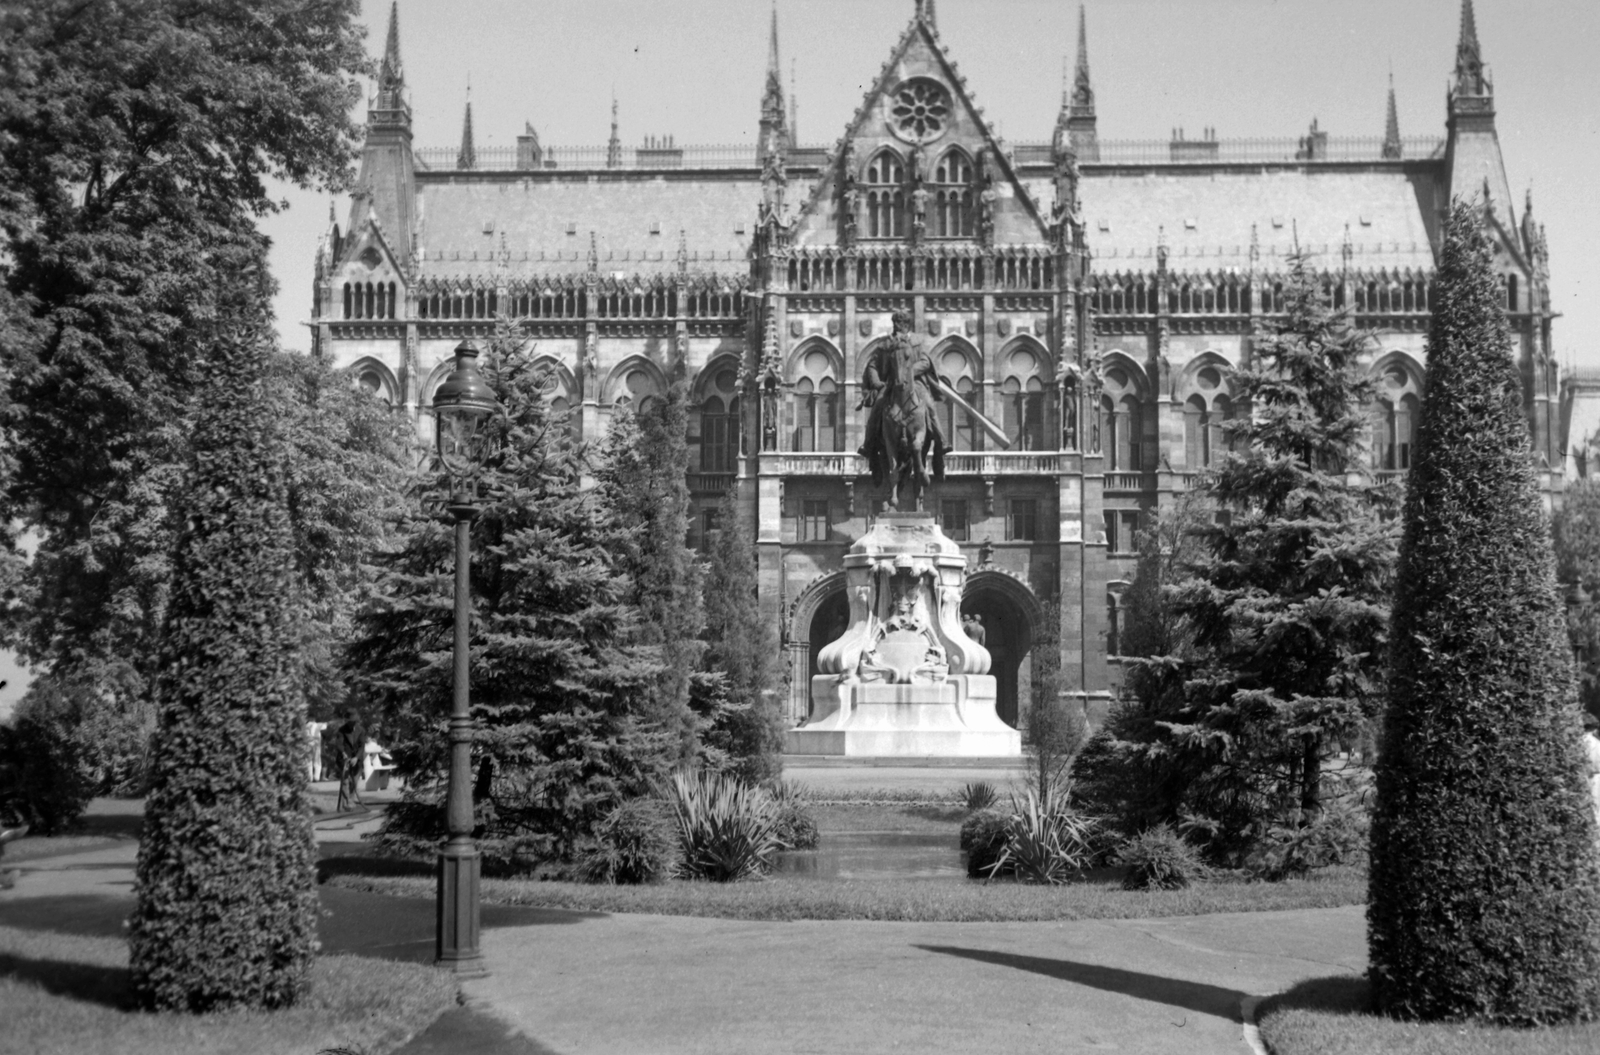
[{"left": 436, "top": 842, "right": 487, "bottom": 978}]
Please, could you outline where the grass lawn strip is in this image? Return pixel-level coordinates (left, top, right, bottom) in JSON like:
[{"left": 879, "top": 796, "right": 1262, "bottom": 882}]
[
  {"left": 1256, "top": 976, "right": 1600, "bottom": 1055},
  {"left": 324, "top": 865, "right": 1365, "bottom": 922},
  {"left": 0, "top": 924, "right": 457, "bottom": 1055}
]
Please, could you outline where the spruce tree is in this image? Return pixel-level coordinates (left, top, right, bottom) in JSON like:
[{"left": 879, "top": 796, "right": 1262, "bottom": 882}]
[
  {"left": 702, "top": 484, "right": 784, "bottom": 782},
  {"left": 1132, "top": 249, "right": 1397, "bottom": 863},
  {"left": 129, "top": 303, "right": 315, "bottom": 1011},
  {"left": 1368, "top": 203, "right": 1600, "bottom": 1024},
  {"left": 345, "top": 320, "right": 668, "bottom": 863},
  {"left": 596, "top": 381, "right": 706, "bottom": 763}
]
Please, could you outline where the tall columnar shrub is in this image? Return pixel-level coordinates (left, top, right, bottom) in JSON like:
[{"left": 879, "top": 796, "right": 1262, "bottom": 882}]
[
  {"left": 597, "top": 383, "right": 706, "bottom": 763},
  {"left": 128, "top": 327, "right": 316, "bottom": 1012},
  {"left": 702, "top": 485, "right": 784, "bottom": 781},
  {"left": 1367, "top": 202, "right": 1600, "bottom": 1024}
]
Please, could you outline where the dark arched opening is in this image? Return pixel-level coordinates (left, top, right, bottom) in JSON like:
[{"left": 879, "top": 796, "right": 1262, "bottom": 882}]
[
  {"left": 805, "top": 590, "right": 850, "bottom": 721},
  {"left": 962, "top": 573, "right": 1042, "bottom": 729}
]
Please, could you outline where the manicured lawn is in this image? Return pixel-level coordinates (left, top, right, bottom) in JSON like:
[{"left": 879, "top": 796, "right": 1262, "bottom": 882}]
[
  {"left": 323, "top": 861, "right": 1366, "bottom": 922},
  {"left": 1257, "top": 976, "right": 1600, "bottom": 1055},
  {"left": 0, "top": 924, "right": 457, "bottom": 1055},
  {"left": 807, "top": 801, "right": 969, "bottom": 832}
]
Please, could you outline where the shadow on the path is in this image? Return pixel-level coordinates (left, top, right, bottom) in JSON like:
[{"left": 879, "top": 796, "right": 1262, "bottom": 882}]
[
  {"left": 0, "top": 950, "right": 132, "bottom": 1009},
  {"left": 318, "top": 885, "right": 602, "bottom": 966},
  {"left": 0, "top": 892, "right": 133, "bottom": 939},
  {"left": 394, "top": 1006, "right": 564, "bottom": 1055},
  {"left": 915, "top": 944, "right": 1247, "bottom": 1022},
  {"left": 1262, "top": 974, "right": 1371, "bottom": 1016}
]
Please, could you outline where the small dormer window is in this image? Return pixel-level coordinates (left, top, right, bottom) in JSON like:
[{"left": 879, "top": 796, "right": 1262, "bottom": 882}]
[
  {"left": 1184, "top": 218, "right": 1197, "bottom": 230},
  {"left": 649, "top": 221, "right": 661, "bottom": 235},
  {"left": 482, "top": 221, "right": 494, "bottom": 235},
  {"left": 566, "top": 222, "right": 578, "bottom": 235}
]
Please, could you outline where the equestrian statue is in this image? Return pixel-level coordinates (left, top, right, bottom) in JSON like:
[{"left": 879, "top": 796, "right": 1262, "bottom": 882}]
[{"left": 858, "top": 310, "right": 1010, "bottom": 511}]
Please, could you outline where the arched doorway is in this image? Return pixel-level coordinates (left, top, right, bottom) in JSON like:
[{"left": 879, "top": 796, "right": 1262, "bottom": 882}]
[
  {"left": 963, "top": 571, "right": 1045, "bottom": 729},
  {"left": 806, "top": 590, "right": 850, "bottom": 719}
]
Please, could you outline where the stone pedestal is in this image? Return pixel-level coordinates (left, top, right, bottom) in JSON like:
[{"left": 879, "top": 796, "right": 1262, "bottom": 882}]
[{"left": 785, "top": 513, "right": 1022, "bottom": 758}]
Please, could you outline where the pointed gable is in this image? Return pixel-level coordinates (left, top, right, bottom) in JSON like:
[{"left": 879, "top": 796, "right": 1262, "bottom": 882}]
[{"left": 788, "top": 15, "right": 1047, "bottom": 247}]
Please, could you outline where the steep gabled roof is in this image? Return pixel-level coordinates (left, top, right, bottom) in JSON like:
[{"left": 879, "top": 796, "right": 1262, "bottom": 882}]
[{"left": 789, "top": 12, "right": 1049, "bottom": 245}]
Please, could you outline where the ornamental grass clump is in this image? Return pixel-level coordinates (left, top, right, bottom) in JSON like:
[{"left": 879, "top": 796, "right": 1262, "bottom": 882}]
[
  {"left": 670, "top": 769, "right": 784, "bottom": 881},
  {"left": 1368, "top": 202, "right": 1600, "bottom": 1024},
  {"left": 984, "top": 791, "right": 1097, "bottom": 885},
  {"left": 958, "top": 780, "right": 998, "bottom": 812},
  {"left": 1116, "top": 825, "right": 1210, "bottom": 890}
]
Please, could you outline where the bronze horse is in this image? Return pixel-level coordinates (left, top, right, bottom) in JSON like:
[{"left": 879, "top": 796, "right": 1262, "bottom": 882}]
[{"left": 877, "top": 340, "right": 944, "bottom": 512}]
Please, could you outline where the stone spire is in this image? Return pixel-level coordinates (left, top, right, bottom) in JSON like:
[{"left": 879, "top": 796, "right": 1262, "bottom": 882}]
[
  {"left": 757, "top": 5, "right": 788, "bottom": 166},
  {"left": 456, "top": 88, "right": 475, "bottom": 170},
  {"left": 377, "top": 1, "right": 404, "bottom": 109},
  {"left": 606, "top": 95, "right": 621, "bottom": 168},
  {"left": 1381, "top": 72, "right": 1402, "bottom": 159},
  {"left": 1452, "top": 0, "right": 1491, "bottom": 103},
  {"left": 1056, "top": 5, "right": 1098, "bottom": 161},
  {"left": 921, "top": 0, "right": 937, "bottom": 29}
]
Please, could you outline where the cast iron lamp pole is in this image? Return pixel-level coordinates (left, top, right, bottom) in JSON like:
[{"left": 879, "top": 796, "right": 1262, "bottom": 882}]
[{"left": 431, "top": 339, "right": 502, "bottom": 978}]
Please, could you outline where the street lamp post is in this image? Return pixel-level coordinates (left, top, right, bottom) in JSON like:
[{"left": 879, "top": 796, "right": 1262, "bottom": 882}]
[{"left": 431, "top": 339, "right": 502, "bottom": 978}]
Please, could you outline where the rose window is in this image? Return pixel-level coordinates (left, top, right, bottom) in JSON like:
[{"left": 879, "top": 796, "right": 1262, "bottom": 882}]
[{"left": 890, "top": 79, "right": 951, "bottom": 143}]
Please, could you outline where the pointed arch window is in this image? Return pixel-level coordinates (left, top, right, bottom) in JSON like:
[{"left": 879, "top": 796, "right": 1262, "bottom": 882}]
[
  {"left": 1099, "top": 366, "right": 1144, "bottom": 472},
  {"left": 865, "top": 150, "right": 906, "bottom": 239},
  {"left": 1370, "top": 363, "right": 1422, "bottom": 474},
  {"left": 932, "top": 150, "right": 974, "bottom": 238},
  {"left": 934, "top": 345, "right": 982, "bottom": 451},
  {"left": 1182, "top": 365, "right": 1235, "bottom": 469},
  {"left": 1000, "top": 345, "right": 1048, "bottom": 451},
  {"left": 699, "top": 367, "right": 742, "bottom": 472},
  {"left": 791, "top": 347, "right": 841, "bottom": 452}
]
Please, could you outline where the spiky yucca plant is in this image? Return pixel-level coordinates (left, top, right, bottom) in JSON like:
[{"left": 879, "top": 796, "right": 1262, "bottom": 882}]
[{"left": 669, "top": 770, "right": 784, "bottom": 882}]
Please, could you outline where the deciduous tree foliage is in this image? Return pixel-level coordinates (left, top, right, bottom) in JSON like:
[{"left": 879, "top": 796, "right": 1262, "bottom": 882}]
[
  {"left": 346, "top": 322, "right": 670, "bottom": 864},
  {"left": 1368, "top": 203, "right": 1600, "bottom": 1024},
  {"left": 1113, "top": 249, "right": 1396, "bottom": 864},
  {"left": 701, "top": 484, "right": 784, "bottom": 782},
  {"left": 0, "top": 0, "right": 367, "bottom": 683},
  {"left": 129, "top": 308, "right": 316, "bottom": 1012}
]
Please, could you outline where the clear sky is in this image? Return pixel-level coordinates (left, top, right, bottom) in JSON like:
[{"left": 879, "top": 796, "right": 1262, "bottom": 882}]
[{"left": 260, "top": 0, "right": 1600, "bottom": 365}]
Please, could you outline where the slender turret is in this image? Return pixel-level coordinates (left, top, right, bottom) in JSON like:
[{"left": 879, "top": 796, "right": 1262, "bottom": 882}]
[
  {"left": 456, "top": 90, "right": 475, "bottom": 171},
  {"left": 757, "top": 5, "right": 788, "bottom": 166},
  {"left": 1382, "top": 73, "right": 1402, "bottom": 159},
  {"left": 1057, "top": 6, "right": 1098, "bottom": 161}
]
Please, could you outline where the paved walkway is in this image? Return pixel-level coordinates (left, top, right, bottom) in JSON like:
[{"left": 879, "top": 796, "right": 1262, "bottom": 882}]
[{"left": 0, "top": 794, "right": 1369, "bottom": 1055}]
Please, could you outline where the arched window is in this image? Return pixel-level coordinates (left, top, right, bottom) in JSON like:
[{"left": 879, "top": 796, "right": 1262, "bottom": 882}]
[
  {"left": 612, "top": 367, "right": 660, "bottom": 413},
  {"left": 865, "top": 150, "right": 906, "bottom": 239},
  {"left": 699, "top": 367, "right": 742, "bottom": 472},
  {"left": 791, "top": 346, "right": 841, "bottom": 452},
  {"left": 1370, "top": 362, "right": 1422, "bottom": 473},
  {"left": 1507, "top": 274, "right": 1519, "bottom": 313},
  {"left": 342, "top": 283, "right": 352, "bottom": 319},
  {"left": 999, "top": 344, "right": 1047, "bottom": 451},
  {"left": 1182, "top": 364, "right": 1234, "bottom": 469},
  {"left": 934, "top": 344, "right": 982, "bottom": 451},
  {"left": 932, "top": 150, "right": 974, "bottom": 238},
  {"left": 1099, "top": 365, "right": 1144, "bottom": 471}
]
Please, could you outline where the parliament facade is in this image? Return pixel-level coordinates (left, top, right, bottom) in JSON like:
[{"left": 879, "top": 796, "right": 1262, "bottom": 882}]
[{"left": 313, "top": 1, "right": 1578, "bottom": 730}]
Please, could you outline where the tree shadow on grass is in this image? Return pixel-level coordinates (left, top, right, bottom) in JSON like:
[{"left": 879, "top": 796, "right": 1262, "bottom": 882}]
[
  {"left": 0, "top": 893, "right": 134, "bottom": 939},
  {"left": 317, "top": 885, "right": 603, "bottom": 966},
  {"left": 0, "top": 950, "right": 132, "bottom": 1009},
  {"left": 1260, "top": 974, "right": 1371, "bottom": 1017},
  {"left": 915, "top": 944, "right": 1247, "bottom": 1022}
]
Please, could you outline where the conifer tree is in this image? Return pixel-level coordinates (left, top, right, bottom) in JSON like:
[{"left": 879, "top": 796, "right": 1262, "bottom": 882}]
[
  {"left": 129, "top": 294, "right": 315, "bottom": 1011},
  {"left": 1128, "top": 249, "right": 1397, "bottom": 863},
  {"left": 702, "top": 484, "right": 784, "bottom": 782},
  {"left": 596, "top": 381, "right": 706, "bottom": 763},
  {"left": 1368, "top": 203, "right": 1600, "bottom": 1023},
  {"left": 345, "top": 321, "right": 669, "bottom": 863}
]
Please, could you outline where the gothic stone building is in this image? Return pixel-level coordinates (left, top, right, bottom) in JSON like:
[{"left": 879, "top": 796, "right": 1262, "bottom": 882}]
[{"left": 313, "top": 1, "right": 1575, "bottom": 731}]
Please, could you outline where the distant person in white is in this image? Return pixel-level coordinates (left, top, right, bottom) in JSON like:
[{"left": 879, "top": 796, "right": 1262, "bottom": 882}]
[{"left": 1583, "top": 713, "right": 1600, "bottom": 838}]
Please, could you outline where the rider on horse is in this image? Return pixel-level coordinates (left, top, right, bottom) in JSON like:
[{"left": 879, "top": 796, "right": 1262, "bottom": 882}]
[{"left": 858, "top": 310, "right": 951, "bottom": 488}]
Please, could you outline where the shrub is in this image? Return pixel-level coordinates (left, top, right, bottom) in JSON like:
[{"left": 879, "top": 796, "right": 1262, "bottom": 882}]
[
  {"left": 960, "top": 807, "right": 1011, "bottom": 878},
  {"left": 669, "top": 770, "right": 784, "bottom": 882},
  {"left": 957, "top": 780, "right": 998, "bottom": 812},
  {"left": 129, "top": 331, "right": 318, "bottom": 1013},
  {"left": 0, "top": 714, "right": 94, "bottom": 835},
  {"left": 578, "top": 797, "right": 677, "bottom": 885},
  {"left": 1244, "top": 794, "right": 1369, "bottom": 881},
  {"left": 1116, "top": 826, "right": 1211, "bottom": 890},
  {"left": 13, "top": 670, "right": 156, "bottom": 800},
  {"left": 985, "top": 791, "right": 1097, "bottom": 885},
  {"left": 1368, "top": 203, "right": 1600, "bottom": 1024}
]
